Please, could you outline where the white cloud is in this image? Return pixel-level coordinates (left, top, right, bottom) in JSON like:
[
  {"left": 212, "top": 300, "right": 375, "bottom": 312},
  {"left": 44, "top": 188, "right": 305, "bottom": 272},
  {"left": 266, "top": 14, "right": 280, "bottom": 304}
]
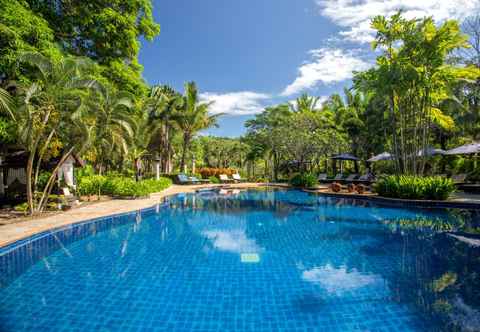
[
  {"left": 282, "top": 48, "right": 371, "bottom": 96},
  {"left": 302, "top": 264, "right": 383, "bottom": 294},
  {"left": 200, "top": 91, "right": 271, "bottom": 116},
  {"left": 202, "top": 229, "right": 262, "bottom": 253},
  {"left": 316, "top": 0, "right": 480, "bottom": 43}
]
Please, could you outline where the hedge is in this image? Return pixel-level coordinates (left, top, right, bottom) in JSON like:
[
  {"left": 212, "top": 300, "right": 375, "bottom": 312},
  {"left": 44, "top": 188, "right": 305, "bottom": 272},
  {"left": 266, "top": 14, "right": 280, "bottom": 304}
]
[
  {"left": 373, "top": 175, "right": 455, "bottom": 200},
  {"left": 289, "top": 173, "right": 318, "bottom": 188},
  {"left": 77, "top": 176, "right": 172, "bottom": 198}
]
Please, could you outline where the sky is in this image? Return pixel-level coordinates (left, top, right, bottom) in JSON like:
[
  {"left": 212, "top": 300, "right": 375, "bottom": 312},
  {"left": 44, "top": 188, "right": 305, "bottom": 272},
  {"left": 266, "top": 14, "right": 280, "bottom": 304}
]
[{"left": 139, "top": 0, "right": 480, "bottom": 137}]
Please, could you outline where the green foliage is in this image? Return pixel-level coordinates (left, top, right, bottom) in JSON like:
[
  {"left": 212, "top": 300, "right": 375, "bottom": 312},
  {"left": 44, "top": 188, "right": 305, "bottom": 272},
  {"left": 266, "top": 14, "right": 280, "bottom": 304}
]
[
  {"left": 0, "top": 0, "right": 63, "bottom": 81},
  {"left": 77, "top": 174, "right": 171, "bottom": 198},
  {"left": 208, "top": 176, "right": 221, "bottom": 184},
  {"left": 374, "top": 175, "right": 455, "bottom": 200},
  {"left": 289, "top": 173, "right": 318, "bottom": 188},
  {"left": 140, "top": 178, "right": 173, "bottom": 193},
  {"left": 106, "top": 177, "right": 149, "bottom": 197},
  {"left": 175, "top": 82, "right": 219, "bottom": 170},
  {"left": 356, "top": 13, "right": 480, "bottom": 174},
  {"left": 0, "top": 116, "right": 16, "bottom": 143},
  {"left": 0, "top": 0, "right": 160, "bottom": 95},
  {"left": 36, "top": 171, "right": 52, "bottom": 190},
  {"left": 14, "top": 202, "right": 29, "bottom": 214},
  {"left": 77, "top": 175, "right": 107, "bottom": 196}
]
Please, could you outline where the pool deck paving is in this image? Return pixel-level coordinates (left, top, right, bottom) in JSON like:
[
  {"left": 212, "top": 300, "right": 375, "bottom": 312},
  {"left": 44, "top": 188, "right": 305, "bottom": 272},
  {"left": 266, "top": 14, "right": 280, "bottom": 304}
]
[{"left": 2, "top": 182, "right": 480, "bottom": 248}]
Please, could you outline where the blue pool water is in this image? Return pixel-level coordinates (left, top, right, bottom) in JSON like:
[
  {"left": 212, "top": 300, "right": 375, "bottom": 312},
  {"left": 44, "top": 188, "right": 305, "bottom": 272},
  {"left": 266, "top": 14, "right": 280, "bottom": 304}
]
[{"left": 0, "top": 189, "right": 479, "bottom": 331}]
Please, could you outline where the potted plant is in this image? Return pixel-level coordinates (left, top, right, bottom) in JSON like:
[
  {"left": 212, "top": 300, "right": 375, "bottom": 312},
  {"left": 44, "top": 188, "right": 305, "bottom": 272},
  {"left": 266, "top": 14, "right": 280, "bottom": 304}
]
[{"left": 331, "top": 182, "right": 342, "bottom": 192}]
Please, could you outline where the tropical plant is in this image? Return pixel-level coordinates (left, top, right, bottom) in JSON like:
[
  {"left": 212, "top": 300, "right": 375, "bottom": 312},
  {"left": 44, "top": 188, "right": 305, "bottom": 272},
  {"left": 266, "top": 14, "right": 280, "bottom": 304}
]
[
  {"left": 374, "top": 175, "right": 455, "bottom": 200},
  {"left": 146, "top": 85, "right": 182, "bottom": 173},
  {"left": 174, "top": 82, "right": 220, "bottom": 172},
  {"left": 85, "top": 82, "right": 135, "bottom": 172},
  {"left": 355, "top": 13, "right": 480, "bottom": 175},
  {"left": 289, "top": 173, "right": 318, "bottom": 188},
  {"left": 14, "top": 52, "right": 95, "bottom": 213}
]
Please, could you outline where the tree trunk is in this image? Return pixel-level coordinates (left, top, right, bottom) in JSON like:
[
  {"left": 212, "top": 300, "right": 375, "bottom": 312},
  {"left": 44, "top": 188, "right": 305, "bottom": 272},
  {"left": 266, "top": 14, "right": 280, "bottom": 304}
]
[
  {"left": 180, "top": 133, "right": 190, "bottom": 173},
  {"left": 26, "top": 152, "right": 35, "bottom": 215},
  {"left": 37, "top": 148, "right": 74, "bottom": 212}
]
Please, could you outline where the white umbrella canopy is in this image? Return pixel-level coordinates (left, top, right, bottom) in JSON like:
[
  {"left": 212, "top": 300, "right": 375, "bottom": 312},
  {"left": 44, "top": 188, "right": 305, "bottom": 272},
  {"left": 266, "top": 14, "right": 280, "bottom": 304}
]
[
  {"left": 367, "top": 152, "right": 393, "bottom": 162},
  {"left": 445, "top": 142, "right": 480, "bottom": 155},
  {"left": 417, "top": 147, "right": 446, "bottom": 157}
]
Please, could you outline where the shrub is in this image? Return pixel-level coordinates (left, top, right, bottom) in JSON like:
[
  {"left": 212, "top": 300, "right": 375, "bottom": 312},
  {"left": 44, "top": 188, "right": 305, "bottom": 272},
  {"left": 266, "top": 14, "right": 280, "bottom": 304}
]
[
  {"left": 106, "top": 177, "right": 144, "bottom": 197},
  {"left": 373, "top": 175, "right": 455, "bottom": 200},
  {"left": 356, "top": 184, "right": 367, "bottom": 194},
  {"left": 105, "top": 177, "right": 172, "bottom": 198},
  {"left": 289, "top": 173, "right": 318, "bottom": 188},
  {"left": 209, "top": 176, "right": 220, "bottom": 184},
  {"left": 14, "top": 202, "right": 29, "bottom": 214},
  {"left": 77, "top": 171, "right": 172, "bottom": 198},
  {"left": 141, "top": 178, "right": 173, "bottom": 193},
  {"left": 77, "top": 175, "right": 107, "bottom": 196},
  {"left": 331, "top": 182, "right": 342, "bottom": 192}
]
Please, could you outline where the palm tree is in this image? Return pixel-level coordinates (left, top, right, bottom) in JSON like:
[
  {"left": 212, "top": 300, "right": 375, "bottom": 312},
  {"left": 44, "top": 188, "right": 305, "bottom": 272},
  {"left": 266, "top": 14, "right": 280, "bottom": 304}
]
[
  {"left": 147, "top": 85, "right": 182, "bottom": 173},
  {"left": 289, "top": 93, "right": 320, "bottom": 113},
  {"left": 174, "top": 82, "right": 220, "bottom": 172},
  {"left": 16, "top": 52, "right": 95, "bottom": 213},
  {"left": 86, "top": 82, "right": 134, "bottom": 173},
  {"left": 0, "top": 87, "right": 14, "bottom": 119}
]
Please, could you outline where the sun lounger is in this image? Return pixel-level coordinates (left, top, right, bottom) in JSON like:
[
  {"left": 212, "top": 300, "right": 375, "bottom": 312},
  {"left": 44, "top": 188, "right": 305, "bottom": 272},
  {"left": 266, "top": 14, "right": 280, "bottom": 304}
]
[
  {"left": 232, "top": 173, "right": 246, "bottom": 183},
  {"left": 353, "top": 173, "right": 375, "bottom": 185},
  {"left": 177, "top": 174, "right": 206, "bottom": 185},
  {"left": 451, "top": 174, "right": 467, "bottom": 185},
  {"left": 323, "top": 173, "right": 344, "bottom": 183},
  {"left": 344, "top": 174, "right": 358, "bottom": 182},
  {"left": 219, "top": 174, "right": 234, "bottom": 183},
  {"left": 318, "top": 173, "right": 328, "bottom": 182}
]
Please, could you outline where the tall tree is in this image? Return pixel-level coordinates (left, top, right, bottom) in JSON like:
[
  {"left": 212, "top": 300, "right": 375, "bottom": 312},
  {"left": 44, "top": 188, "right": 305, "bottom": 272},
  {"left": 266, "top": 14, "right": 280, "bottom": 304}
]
[
  {"left": 174, "top": 82, "right": 219, "bottom": 172},
  {"left": 355, "top": 13, "right": 479, "bottom": 174},
  {"left": 25, "top": 0, "right": 160, "bottom": 95},
  {"left": 85, "top": 82, "right": 135, "bottom": 172},
  {"left": 147, "top": 85, "right": 182, "bottom": 173},
  {"left": 15, "top": 52, "right": 95, "bottom": 214}
]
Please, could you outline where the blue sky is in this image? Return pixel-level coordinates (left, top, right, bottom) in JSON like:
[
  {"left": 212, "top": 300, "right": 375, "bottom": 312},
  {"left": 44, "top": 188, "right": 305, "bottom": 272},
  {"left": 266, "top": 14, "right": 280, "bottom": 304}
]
[{"left": 139, "top": 0, "right": 479, "bottom": 137}]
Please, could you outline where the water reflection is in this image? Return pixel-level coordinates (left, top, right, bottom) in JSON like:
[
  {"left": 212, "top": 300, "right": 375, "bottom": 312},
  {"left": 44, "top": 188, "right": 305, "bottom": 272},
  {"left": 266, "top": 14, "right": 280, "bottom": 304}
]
[
  {"left": 167, "top": 189, "right": 480, "bottom": 331},
  {"left": 202, "top": 229, "right": 262, "bottom": 254},
  {"left": 302, "top": 265, "right": 383, "bottom": 295},
  {"left": 1, "top": 189, "right": 479, "bottom": 332}
]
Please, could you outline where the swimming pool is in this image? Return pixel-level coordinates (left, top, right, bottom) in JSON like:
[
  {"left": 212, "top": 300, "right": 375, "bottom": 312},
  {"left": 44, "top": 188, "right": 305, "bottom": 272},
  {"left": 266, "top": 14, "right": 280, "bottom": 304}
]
[{"left": 0, "top": 188, "right": 479, "bottom": 331}]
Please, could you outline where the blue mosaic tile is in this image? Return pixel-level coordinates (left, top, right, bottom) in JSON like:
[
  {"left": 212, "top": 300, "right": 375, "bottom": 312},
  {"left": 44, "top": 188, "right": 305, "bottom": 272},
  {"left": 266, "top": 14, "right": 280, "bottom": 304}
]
[{"left": 0, "top": 189, "right": 479, "bottom": 331}]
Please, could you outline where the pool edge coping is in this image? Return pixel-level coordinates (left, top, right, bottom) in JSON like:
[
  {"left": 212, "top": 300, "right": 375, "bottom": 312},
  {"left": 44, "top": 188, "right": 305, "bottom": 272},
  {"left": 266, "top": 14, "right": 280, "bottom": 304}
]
[{"left": 304, "top": 190, "right": 480, "bottom": 209}]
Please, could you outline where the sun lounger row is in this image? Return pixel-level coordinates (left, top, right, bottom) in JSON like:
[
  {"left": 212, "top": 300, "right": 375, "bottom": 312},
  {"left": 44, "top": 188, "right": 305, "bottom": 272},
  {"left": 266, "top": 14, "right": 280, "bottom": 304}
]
[
  {"left": 318, "top": 173, "right": 469, "bottom": 186},
  {"left": 177, "top": 173, "right": 246, "bottom": 185},
  {"left": 318, "top": 173, "right": 375, "bottom": 184}
]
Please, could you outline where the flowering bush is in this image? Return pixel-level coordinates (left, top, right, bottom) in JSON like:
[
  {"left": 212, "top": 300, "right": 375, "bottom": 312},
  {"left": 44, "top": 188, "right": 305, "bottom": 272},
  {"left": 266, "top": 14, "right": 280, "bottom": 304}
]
[
  {"left": 198, "top": 167, "right": 236, "bottom": 178},
  {"left": 331, "top": 182, "right": 342, "bottom": 192}
]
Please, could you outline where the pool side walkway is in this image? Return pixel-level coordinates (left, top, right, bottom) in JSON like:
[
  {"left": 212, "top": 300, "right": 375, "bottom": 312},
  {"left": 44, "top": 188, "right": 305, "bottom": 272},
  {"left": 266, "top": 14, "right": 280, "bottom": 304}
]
[{"left": 0, "top": 183, "right": 266, "bottom": 248}]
